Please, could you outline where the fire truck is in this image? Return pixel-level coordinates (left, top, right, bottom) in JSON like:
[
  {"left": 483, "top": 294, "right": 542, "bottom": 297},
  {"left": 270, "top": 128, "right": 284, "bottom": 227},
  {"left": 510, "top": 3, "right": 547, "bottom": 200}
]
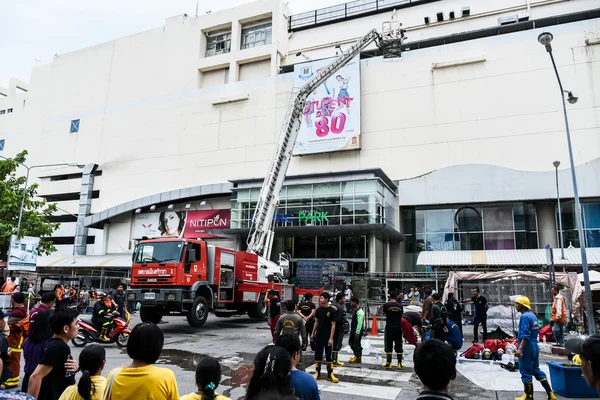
[{"left": 128, "top": 26, "right": 404, "bottom": 327}]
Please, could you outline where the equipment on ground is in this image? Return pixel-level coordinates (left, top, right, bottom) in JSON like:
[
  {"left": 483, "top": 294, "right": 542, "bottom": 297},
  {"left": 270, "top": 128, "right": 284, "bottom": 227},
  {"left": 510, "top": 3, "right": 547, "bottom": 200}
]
[{"left": 482, "top": 348, "right": 492, "bottom": 360}]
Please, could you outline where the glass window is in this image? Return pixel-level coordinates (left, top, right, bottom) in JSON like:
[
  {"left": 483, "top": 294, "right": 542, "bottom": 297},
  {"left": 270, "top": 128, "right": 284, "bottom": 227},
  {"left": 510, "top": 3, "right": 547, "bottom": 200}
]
[
  {"left": 456, "top": 233, "right": 484, "bottom": 251},
  {"left": 354, "top": 180, "right": 378, "bottom": 193},
  {"left": 416, "top": 234, "right": 426, "bottom": 252},
  {"left": 454, "top": 207, "right": 481, "bottom": 232},
  {"left": 425, "top": 210, "right": 453, "bottom": 233},
  {"left": 341, "top": 182, "right": 354, "bottom": 203},
  {"left": 294, "top": 237, "right": 315, "bottom": 258},
  {"left": 402, "top": 208, "right": 416, "bottom": 235},
  {"left": 426, "top": 233, "right": 455, "bottom": 251},
  {"left": 287, "top": 185, "right": 312, "bottom": 199},
  {"left": 584, "top": 204, "right": 600, "bottom": 229},
  {"left": 484, "top": 232, "right": 515, "bottom": 250},
  {"left": 483, "top": 207, "right": 514, "bottom": 231},
  {"left": 587, "top": 230, "right": 600, "bottom": 247},
  {"left": 514, "top": 203, "right": 537, "bottom": 231},
  {"left": 415, "top": 210, "right": 425, "bottom": 234},
  {"left": 341, "top": 236, "right": 366, "bottom": 258},
  {"left": 241, "top": 23, "right": 272, "bottom": 50},
  {"left": 317, "top": 236, "right": 340, "bottom": 258},
  {"left": 560, "top": 203, "right": 576, "bottom": 230},
  {"left": 206, "top": 32, "right": 232, "bottom": 57},
  {"left": 516, "top": 232, "right": 538, "bottom": 249},
  {"left": 341, "top": 204, "right": 354, "bottom": 225}
]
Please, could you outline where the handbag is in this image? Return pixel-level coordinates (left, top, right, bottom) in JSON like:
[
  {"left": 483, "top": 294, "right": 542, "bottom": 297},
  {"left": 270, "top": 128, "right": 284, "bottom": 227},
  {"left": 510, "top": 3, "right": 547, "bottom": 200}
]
[{"left": 103, "top": 368, "right": 121, "bottom": 400}]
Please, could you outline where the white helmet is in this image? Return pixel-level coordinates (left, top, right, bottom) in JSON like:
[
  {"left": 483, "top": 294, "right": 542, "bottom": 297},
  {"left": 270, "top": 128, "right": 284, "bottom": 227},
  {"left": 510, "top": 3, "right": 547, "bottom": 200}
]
[
  {"left": 497, "top": 348, "right": 505, "bottom": 356},
  {"left": 505, "top": 344, "right": 517, "bottom": 355},
  {"left": 482, "top": 348, "right": 492, "bottom": 359}
]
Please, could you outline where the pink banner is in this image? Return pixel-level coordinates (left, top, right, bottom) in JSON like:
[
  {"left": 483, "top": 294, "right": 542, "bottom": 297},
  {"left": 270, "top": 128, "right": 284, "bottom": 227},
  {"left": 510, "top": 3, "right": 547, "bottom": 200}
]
[{"left": 183, "top": 209, "right": 230, "bottom": 238}]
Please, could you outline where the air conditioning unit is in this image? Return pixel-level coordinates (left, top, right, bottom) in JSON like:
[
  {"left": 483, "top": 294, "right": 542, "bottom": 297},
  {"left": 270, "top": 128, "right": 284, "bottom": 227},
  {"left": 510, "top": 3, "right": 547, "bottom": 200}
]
[
  {"left": 462, "top": 7, "right": 470, "bottom": 17},
  {"left": 449, "top": 11, "right": 455, "bottom": 19},
  {"left": 518, "top": 12, "right": 529, "bottom": 22},
  {"left": 424, "top": 16, "right": 430, "bottom": 24},
  {"left": 498, "top": 14, "right": 519, "bottom": 25}
]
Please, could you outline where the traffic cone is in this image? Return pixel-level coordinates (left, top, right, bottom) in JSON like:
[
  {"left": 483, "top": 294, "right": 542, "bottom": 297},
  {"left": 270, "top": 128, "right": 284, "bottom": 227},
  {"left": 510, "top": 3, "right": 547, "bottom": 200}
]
[{"left": 370, "top": 314, "right": 379, "bottom": 336}]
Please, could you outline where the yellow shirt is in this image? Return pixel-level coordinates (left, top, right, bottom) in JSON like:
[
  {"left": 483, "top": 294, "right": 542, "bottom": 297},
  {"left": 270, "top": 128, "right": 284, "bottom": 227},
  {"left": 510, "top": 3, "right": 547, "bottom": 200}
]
[
  {"left": 105, "top": 365, "right": 179, "bottom": 400},
  {"left": 59, "top": 376, "right": 107, "bottom": 400},
  {"left": 180, "top": 394, "right": 231, "bottom": 400}
]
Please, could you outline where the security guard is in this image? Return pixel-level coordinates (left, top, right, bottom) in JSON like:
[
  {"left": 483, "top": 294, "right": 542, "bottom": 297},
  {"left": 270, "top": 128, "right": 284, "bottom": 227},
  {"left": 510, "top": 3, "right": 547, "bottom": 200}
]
[
  {"left": 382, "top": 291, "right": 404, "bottom": 371},
  {"left": 514, "top": 296, "right": 557, "bottom": 400},
  {"left": 298, "top": 293, "right": 317, "bottom": 350}
]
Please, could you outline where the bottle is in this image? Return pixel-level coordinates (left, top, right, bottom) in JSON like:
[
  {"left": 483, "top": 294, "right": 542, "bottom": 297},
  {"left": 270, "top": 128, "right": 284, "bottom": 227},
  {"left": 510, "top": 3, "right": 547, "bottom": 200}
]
[{"left": 375, "top": 352, "right": 381, "bottom": 362}]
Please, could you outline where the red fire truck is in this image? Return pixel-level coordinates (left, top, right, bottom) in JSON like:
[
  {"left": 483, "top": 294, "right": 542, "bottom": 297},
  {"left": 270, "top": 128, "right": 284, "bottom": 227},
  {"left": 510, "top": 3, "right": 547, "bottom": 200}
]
[{"left": 128, "top": 237, "right": 318, "bottom": 327}]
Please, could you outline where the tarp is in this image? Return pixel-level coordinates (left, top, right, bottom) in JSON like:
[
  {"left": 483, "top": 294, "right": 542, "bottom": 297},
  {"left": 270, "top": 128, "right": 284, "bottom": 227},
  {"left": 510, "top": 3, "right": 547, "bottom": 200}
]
[
  {"left": 442, "top": 270, "right": 584, "bottom": 316},
  {"left": 486, "top": 305, "right": 521, "bottom": 336}
]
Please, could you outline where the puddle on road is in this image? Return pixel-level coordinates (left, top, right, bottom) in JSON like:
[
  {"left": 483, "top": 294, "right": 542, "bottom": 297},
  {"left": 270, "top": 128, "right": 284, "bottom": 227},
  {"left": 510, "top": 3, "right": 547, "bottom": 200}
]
[{"left": 156, "top": 349, "right": 255, "bottom": 397}]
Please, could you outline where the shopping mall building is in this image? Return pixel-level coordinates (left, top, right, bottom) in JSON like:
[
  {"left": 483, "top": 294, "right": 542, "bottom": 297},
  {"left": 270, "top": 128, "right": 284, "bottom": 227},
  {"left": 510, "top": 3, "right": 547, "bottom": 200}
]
[{"left": 1, "top": 0, "right": 599, "bottom": 286}]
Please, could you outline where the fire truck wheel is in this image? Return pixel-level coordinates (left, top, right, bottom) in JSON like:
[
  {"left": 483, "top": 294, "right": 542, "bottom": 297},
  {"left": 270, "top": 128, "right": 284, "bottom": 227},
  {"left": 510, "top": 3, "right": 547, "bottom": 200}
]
[
  {"left": 187, "top": 296, "right": 209, "bottom": 327},
  {"left": 247, "top": 294, "right": 268, "bottom": 320},
  {"left": 140, "top": 307, "right": 162, "bottom": 324}
]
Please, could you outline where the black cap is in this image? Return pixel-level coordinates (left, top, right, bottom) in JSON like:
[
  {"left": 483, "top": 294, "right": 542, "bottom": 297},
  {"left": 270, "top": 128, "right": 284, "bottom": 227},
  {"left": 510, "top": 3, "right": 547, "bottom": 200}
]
[{"left": 566, "top": 335, "right": 600, "bottom": 366}]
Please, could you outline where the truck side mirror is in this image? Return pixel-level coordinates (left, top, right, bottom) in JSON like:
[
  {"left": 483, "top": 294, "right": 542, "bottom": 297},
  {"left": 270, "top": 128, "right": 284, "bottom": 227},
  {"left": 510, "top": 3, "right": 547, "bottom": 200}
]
[{"left": 188, "top": 248, "right": 197, "bottom": 263}]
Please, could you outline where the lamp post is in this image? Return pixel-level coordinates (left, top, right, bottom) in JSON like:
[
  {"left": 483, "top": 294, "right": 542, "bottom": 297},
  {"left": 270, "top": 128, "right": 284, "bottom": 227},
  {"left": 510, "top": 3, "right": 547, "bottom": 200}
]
[
  {"left": 538, "top": 32, "right": 595, "bottom": 334},
  {"left": 553, "top": 160, "right": 565, "bottom": 262},
  {"left": 0, "top": 155, "right": 83, "bottom": 238}
]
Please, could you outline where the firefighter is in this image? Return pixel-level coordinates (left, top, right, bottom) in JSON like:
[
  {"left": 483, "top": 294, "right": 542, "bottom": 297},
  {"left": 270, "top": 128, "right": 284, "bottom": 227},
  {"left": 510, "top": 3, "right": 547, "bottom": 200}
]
[
  {"left": 514, "top": 296, "right": 556, "bottom": 400},
  {"left": 92, "top": 293, "right": 116, "bottom": 341},
  {"left": 348, "top": 297, "right": 364, "bottom": 364},
  {"left": 311, "top": 292, "right": 338, "bottom": 383},
  {"left": 4, "top": 292, "right": 29, "bottom": 389},
  {"left": 382, "top": 291, "right": 404, "bottom": 371},
  {"left": 331, "top": 292, "right": 346, "bottom": 367},
  {"left": 298, "top": 293, "right": 316, "bottom": 351},
  {"left": 55, "top": 284, "right": 66, "bottom": 312}
]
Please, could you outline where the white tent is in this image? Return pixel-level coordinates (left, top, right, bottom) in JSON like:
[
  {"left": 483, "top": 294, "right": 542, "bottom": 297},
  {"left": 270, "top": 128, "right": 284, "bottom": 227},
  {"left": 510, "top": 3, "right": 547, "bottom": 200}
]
[{"left": 578, "top": 270, "right": 600, "bottom": 283}]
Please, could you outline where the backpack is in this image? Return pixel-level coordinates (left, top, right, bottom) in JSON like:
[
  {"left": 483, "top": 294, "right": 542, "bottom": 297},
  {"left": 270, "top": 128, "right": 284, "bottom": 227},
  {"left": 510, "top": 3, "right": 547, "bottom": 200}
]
[
  {"left": 461, "top": 343, "right": 484, "bottom": 359},
  {"left": 484, "top": 339, "right": 504, "bottom": 353},
  {"left": 539, "top": 325, "right": 553, "bottom": 342}
]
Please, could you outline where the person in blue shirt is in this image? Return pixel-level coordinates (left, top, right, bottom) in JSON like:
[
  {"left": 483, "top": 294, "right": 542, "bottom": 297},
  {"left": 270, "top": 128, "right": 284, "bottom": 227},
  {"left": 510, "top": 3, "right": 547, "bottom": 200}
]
[
  {"left": 444, "top": 319, "right": 463, "bottom": 351},
  {"left": 514, "top": 296, "right": 556, "bottom": 400},
  {"left": 275, "top": 334, "right": 320, "bottom": 400}
]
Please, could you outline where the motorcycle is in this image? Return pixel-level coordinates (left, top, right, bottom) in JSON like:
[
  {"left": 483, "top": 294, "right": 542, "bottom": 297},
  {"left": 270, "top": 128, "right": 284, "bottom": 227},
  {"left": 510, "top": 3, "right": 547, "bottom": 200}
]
[{"left": 72, "top": 312, "right": 131, "bottom": 348}]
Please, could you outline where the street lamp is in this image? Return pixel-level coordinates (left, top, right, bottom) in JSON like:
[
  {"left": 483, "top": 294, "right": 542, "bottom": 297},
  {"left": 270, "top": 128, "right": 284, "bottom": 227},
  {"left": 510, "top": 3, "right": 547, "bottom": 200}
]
[
  {"left": 553, "top": 160, "right": 565, "bottom": 261},
  {"left": 0, "top": 155, "right": 84, "bottom": 237},
  {"left": 538, "top": 32, "right": 595, "bottom": 334}
]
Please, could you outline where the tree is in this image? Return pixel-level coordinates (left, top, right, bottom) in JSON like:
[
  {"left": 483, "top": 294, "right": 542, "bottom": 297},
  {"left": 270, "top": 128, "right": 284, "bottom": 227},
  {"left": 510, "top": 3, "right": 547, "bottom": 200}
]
[{"left": 0, "top": 151, "right": 59, "bottom": 261}]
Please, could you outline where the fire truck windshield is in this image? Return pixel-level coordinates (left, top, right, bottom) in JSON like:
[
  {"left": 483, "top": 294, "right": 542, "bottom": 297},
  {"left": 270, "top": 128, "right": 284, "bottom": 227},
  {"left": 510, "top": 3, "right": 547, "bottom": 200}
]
[{"left": 134, "top": 241, "right": 184, "bottom": 264}]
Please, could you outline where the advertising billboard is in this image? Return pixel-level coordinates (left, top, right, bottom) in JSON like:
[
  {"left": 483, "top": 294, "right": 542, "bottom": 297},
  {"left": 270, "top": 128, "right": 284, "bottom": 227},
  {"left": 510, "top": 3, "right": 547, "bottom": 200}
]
[
  {"left": 8, "top": 235, "right": 40, "bottom": 271},
  {"left": 133, "top": 210, "right": 231, "bottom": 239},
  {"left": 293, "top": 56, "right": 361, "bottom": 155}
]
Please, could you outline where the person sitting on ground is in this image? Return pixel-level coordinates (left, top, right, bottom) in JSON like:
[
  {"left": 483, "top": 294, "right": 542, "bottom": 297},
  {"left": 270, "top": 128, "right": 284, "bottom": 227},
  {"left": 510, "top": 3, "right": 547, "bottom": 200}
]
[
  {"left": 104, "top": 323, "right": 178, "bottom": 400},
  {"left": 444, "top": 318, "right": 463, "bottom": 351},
  {"left": 275, "top": 334, "right": 320, "bottom": 400},
  {"left": 245, "top": 346, "right": 293, "bottom": 400},
  {"left": 58, "top": 344, "right": 106, "bottom": 400},
  {"left": 402, "top": 311, "right": 424, "bottom": 345},
  {"left": 414, "top": 339, "right": 457, "bottom": 400},
  {"left": 180, "top": 356, "right": 231, "bottom": 400},
  {"left": 22, "top": 309, "right": 53, "bottom": 392}
]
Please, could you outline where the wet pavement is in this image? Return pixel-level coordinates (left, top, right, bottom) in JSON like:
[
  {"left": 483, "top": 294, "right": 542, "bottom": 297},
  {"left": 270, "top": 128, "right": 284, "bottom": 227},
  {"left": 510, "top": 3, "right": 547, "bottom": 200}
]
[{"left": 57, "top": 314, "right": 591, "bottom": 400}]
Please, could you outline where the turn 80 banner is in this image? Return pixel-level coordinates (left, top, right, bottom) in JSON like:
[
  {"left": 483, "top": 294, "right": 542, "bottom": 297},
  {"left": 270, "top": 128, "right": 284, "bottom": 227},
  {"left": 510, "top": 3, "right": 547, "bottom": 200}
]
[{"left": 293, "top": 56, "right": 361, "bottom": 155}]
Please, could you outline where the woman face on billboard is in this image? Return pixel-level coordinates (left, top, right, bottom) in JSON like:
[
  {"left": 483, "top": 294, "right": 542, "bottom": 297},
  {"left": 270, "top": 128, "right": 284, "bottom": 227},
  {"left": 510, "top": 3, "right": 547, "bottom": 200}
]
[{"left": 158, "top": 211, "right": 185, "bottom": 237}]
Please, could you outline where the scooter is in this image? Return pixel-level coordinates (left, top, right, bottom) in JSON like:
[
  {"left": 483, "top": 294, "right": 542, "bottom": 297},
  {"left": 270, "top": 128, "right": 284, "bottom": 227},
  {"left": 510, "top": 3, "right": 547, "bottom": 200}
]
[{"left": 72, "top": 312, "right": 131, "bottom": 348}]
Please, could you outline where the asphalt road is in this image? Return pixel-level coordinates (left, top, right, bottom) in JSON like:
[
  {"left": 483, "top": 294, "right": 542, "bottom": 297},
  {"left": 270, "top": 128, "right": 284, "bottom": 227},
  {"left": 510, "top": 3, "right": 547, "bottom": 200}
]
[{"left": 55, "top": 314, "right": 587, "bottom": 400}]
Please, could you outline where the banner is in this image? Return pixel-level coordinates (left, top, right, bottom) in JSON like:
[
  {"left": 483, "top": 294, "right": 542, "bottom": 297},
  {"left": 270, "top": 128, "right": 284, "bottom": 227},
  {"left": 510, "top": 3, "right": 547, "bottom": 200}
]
[
  {"left": 293, "top": 56, "right": 361, "bottom": 155},
  {"left": 133, "top": 210, "right": 230, "bottom": 239},
  {"left": 8, "top": 235, "right": 40, "bottom": 271}
]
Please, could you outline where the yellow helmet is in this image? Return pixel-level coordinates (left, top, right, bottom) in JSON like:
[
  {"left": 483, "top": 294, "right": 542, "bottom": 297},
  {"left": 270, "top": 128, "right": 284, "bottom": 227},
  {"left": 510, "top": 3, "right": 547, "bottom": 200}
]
[
  {"left": 515, "top": 295, "right": 531, "bottom": 309},
  {"left": 572, "top": 354, "right": 582, "bottom": 365}
]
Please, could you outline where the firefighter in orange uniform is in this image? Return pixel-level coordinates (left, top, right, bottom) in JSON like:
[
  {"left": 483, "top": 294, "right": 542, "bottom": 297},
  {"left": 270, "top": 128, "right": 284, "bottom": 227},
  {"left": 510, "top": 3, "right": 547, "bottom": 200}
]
[
  {"left": 550, "top": 285, "right": 566, "bottom": 346},
  {"left": 3, "top": 292, "right": 29, "bottom": 389},
  {"left": 55, "top": 284, "right": 65, "bottom": 311}
]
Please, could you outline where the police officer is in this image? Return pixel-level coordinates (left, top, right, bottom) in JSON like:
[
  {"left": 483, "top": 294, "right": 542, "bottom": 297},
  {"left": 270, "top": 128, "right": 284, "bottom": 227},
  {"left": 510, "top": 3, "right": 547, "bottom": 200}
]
[
  {"left": 382, "top": 291, "right": 404, "bottom": 371},
  {"left": 514, "top": 296, "right": 557, "bottom": 400},
  {"left": 298, "top": 293, "right": 317, "bottom": 350},
  {"left": 331, "top": 292, "right": 346, "bottom": 367}
]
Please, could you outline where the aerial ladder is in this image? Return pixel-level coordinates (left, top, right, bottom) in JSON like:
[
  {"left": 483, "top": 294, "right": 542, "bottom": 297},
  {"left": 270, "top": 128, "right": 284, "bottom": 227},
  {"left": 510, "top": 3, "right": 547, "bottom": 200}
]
[{"left": 246, "top": 27, "right": 405, "bottom": 279}]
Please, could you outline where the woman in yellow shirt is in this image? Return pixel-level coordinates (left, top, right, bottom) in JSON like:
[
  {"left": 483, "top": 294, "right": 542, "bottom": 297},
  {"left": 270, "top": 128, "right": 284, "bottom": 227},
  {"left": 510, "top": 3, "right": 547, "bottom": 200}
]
[
  {"left": 180, "top": 357, "right": 231, "bottom": 400},
  {"left": 59, "top": 345, "right": 107, "bottom": 400},
  {"left": 104, "top": 323, "right": 179, "bottom": 400}
]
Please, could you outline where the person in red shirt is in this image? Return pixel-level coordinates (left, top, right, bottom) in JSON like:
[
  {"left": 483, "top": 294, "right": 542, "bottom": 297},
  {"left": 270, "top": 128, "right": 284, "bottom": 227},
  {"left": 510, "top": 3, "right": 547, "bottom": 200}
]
[{"left": 30, "top": 292, "right": 56, "bottom": 326}]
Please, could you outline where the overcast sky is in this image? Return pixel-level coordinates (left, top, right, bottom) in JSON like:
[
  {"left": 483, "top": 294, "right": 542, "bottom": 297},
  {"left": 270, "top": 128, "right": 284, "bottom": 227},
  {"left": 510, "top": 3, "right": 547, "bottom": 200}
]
[{"left": 1, "top": 0, "right": 345, "bottom": 85}]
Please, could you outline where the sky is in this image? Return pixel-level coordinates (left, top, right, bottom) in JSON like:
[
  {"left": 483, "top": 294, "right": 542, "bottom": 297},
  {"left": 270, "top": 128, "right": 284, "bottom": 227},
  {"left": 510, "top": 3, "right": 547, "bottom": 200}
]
[{"left": 0, "top": 0, "right": 346, "bottom": 85}]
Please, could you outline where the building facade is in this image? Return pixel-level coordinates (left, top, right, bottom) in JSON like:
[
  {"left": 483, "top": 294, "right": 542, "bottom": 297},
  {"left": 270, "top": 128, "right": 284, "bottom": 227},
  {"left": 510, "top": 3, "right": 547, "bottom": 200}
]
[{"left": 0, "top": 0, "right": 599, "bottom": 279}]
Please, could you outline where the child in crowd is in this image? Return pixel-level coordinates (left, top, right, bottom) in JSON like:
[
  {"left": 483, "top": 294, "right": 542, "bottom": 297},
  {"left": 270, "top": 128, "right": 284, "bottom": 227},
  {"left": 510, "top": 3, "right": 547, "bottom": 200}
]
[
  {"left": 59, "top": 345, "right": 106, "bottom": 400},
  {"left": 180, "top": 357, "right": 230, "bottom": 400}
]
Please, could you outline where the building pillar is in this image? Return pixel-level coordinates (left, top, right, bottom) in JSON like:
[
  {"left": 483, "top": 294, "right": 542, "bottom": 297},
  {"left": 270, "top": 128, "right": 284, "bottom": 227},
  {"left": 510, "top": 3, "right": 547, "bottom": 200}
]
[
  {"left": 368, "top": 234, "right": 377, "bottom": 273},
  {"left": 75, "top": 164, "right": 98, "bottom": 255},
  {"left": 536, "top": 201, "right": 558, "bottom": 249},
  {"left": 384, "top": 240, "right": 390, "bottom": 273}
]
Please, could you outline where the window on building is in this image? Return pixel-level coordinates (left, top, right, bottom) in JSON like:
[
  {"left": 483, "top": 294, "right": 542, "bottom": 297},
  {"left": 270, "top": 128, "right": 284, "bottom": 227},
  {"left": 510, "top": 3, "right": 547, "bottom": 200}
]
[
  {"left": 241, "top": 22, "right": 272, "bottom": 50},
  {"left": 7, "top": 108, "right": 12, "bottom": 113},
  {"left": 0, "top": 110, "right": 5, "bottom": 115},
  {"left": 205, "top": 31, "right": 232, "bottom": 57},
  {"left": 70, "top": 119, "right": 80, "bottom": 133},
  {"left": 558, "top": 201, "right": 600, "bottom": 248}
]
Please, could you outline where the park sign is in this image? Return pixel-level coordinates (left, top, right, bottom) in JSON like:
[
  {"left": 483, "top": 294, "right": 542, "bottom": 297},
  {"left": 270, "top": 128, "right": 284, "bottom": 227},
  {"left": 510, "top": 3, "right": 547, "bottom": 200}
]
[
  {"left": 7, "top": 235, "right": 40, "bottom": 271},
  {"left": 298, "top": 211, "right": 329, "bottom": 224}
]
